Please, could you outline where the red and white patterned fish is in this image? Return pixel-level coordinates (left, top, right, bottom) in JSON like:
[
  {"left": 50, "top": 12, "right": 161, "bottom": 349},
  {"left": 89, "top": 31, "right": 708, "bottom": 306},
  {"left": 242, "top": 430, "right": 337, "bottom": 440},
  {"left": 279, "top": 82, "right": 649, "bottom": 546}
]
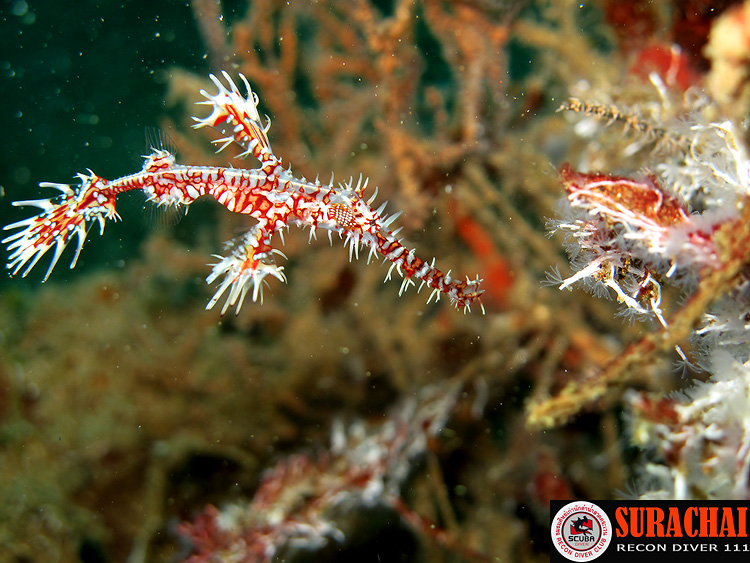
[{"left": 4, "top": 73, "right": 483, "bottom": 314}]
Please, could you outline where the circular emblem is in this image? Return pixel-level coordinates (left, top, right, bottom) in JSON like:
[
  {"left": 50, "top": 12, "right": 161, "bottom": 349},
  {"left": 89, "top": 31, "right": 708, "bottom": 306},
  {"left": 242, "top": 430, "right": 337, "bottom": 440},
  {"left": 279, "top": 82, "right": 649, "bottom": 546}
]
[{"left": 551, "top": 501, "right": 611, "bottom": 560}]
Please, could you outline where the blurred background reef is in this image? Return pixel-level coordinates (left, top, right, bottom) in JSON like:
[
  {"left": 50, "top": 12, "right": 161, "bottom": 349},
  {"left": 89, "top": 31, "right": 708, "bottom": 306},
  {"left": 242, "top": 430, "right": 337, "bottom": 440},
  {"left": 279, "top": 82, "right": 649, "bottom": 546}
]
[{"left": 0, "top": 0, "right": 747, "bottom": 561}]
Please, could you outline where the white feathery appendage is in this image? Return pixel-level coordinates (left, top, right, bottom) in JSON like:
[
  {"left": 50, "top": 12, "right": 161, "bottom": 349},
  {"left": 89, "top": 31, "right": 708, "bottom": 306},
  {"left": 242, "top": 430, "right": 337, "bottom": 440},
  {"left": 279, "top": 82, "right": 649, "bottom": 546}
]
[
  {"left": 3, "top": 174, "right": 117, "bottom": 281},
  {"left": 205, "top": 230, "right": 287, "bottom": 315},
  {"left": 192, "top": 71, "right": 274, "bottom": 161}
]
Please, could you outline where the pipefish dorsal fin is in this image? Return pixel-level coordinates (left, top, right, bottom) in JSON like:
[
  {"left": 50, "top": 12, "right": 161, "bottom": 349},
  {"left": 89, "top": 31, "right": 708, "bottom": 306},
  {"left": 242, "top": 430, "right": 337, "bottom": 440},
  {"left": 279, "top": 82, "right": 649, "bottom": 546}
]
[
  {"left": 141, "top": 127, "right": 185, "bottom": 229},
  {"left": 145, "top": 126, "right": 178, "bottom": 156}
]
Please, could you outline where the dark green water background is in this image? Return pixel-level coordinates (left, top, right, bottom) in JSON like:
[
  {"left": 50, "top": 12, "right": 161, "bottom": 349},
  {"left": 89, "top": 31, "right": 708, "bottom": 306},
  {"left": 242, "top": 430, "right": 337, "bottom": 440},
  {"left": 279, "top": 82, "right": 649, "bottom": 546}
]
[{"left": 0, "top": 0, "right": 219, "bottom": 288}]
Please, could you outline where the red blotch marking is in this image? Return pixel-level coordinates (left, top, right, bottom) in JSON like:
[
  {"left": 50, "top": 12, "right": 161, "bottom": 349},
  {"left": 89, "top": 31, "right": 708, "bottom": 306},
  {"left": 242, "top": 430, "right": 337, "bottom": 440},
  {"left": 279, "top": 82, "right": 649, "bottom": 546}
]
[
  {"left": 560, "top": 164, "right": 690, "bottom": 227},
  {"left": 629, "top": 43, "right": 703, "bottom": 91}
]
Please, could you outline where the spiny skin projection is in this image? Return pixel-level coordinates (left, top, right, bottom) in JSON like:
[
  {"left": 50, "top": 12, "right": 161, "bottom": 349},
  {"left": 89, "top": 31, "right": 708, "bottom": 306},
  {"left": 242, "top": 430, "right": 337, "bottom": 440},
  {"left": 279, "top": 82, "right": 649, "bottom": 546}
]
[{"left": 3, "top": 72, "right": 484, "bottom": 314}]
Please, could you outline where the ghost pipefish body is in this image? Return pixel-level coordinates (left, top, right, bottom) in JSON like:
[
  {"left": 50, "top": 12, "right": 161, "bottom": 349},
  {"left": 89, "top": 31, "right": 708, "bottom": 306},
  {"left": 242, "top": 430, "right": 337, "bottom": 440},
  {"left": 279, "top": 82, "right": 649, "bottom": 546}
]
[{"left": 3, "top": 72, "right": 484, "bottom": 314}]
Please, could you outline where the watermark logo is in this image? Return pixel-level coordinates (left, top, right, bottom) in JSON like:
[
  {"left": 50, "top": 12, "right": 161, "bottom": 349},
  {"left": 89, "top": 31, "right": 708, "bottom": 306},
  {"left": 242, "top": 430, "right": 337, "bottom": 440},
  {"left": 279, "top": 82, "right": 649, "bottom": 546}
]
[{"left": 552, "top": 501, "right": 612, "bottom": 560}]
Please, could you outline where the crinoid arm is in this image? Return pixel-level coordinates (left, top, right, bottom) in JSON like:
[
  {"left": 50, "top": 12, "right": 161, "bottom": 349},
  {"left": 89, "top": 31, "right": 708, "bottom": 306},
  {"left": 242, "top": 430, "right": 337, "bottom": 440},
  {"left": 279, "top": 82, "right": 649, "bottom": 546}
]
[
  {"left": 205, "top": 226, "right": 287, "bottom": 315},
  {"left": 192, "top": 71, "right": 275, "bottom": 163},
  {"left": 3, "top": 172, "right": 118, "bottom": 281}
]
